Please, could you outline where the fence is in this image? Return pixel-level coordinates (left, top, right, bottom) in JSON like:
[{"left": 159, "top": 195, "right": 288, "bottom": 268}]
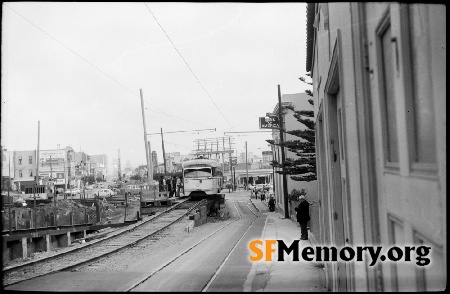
[{"left": 1, "top": 197, "right": 140, "bottom": 233}]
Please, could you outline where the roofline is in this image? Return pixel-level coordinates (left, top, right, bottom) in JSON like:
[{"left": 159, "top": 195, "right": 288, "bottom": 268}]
[{"left": 306, "top": 3, "right": 316, "bottom": 72}]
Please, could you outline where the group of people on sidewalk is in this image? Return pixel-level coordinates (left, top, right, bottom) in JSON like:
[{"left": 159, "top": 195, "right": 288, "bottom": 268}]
[
  {"left": 159, "top": 176, "right": 183, "bottom": 197},
  {"left": 251, "top": 189, "right": 310, "bottom": 240}
]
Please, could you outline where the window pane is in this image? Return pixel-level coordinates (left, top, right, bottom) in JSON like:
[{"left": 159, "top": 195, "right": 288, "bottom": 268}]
[
  {"left": 381, "top": 25, "right": 399, "bottom": 162},
  {"left": 409, "top": 5, "right": 436, "bottom": 163}
]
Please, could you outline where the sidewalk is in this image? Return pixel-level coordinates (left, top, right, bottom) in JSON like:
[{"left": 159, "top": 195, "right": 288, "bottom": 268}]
[{"left": 248, "top": 193, "right": 328, "bottom": 292}]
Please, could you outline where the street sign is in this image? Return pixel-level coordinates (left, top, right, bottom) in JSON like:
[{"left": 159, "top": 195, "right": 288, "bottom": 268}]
[{"left": 259, "top": 116, "right": 280, "bottom": 129}]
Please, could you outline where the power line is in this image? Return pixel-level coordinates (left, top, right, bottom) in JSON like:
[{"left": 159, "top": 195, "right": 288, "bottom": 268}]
[
  {"left": 5, "top": 4, "right": 212, "bottom": 130},
  {"left": 144, "top": 3, "right": 233, "bottom": 129},
  {"left": 5, "top": 4, "right": 139, "bottom": 98}
]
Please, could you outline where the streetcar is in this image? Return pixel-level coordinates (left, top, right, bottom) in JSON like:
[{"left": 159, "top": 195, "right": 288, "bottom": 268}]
[
  {"left": 20, "top": 184, "right": 51, "bottom": 200},
  {"left": 181, "top": 158, "right": 223, "bottom": 197}
]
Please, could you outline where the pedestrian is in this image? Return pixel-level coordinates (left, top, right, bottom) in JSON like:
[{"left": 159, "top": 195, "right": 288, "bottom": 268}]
[
  {"left": 176, "top": 176, "right": 181, "bottom": 197},
  {"left": 159, "top": 176, "right": 165, "bottom": 193},
  {"left": 165, "top": 177, "right": 172, "bottom": 197},
  {"left": 171, "top": 176, "right": 177, "bottom": 197},
  {"left": 295, "top": 195, "right": 310, "bottom": 240},
  {"left": 260, "top": 188, "right": 265, "bottom": 201},
  {"left": 268, "top": 196, "right": 275, "bottom": 212}
]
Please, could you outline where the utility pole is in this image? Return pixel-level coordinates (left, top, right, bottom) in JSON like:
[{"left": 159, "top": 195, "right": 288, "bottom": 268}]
[
  {"left": 8, "top": 156, "right": 12, "bottom": 233},
  {"left": 36, "top": 121, "right": 40, "bottom": 185},
  {"left": 161, "top": 128, "right": 167, "bottom": 176},
  {"left": 34, "top": 121, "right": 41, "bottom": 231},
  {"left": 148, "top": 141, "right": 153, "bottom": 183},
  {"left": 139, "top": 89, "right": 152, "bottom": 183},
  {"left": 118, "top": 149, "right": 122, "bottom": 181},
  {"left": 245, "top": 141, "right": 249, "bottom": 190},
  {"left": 278, "top": 85, "right": 289, "bottom": 219}
]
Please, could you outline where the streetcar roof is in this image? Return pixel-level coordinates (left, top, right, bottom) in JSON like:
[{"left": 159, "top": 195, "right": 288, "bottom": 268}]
[{"left": 182, "top": 159, "right": 221, "bottom": 169}]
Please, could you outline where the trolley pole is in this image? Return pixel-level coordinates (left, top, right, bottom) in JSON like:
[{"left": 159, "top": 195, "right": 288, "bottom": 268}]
[{"left": 278, "top": 85, "right": 289, "bottom": 219}]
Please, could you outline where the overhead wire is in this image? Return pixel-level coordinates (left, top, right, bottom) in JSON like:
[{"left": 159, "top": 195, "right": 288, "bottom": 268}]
[
  {"left": 4, "top": 3, "right": 212, "bottom": 130},
  {"left": 144, "top": 3, "right": 233, "bottom": 129}
]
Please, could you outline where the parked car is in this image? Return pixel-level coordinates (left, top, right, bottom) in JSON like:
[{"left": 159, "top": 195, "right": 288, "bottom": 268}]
[
  {"left": 64, "top": 188, "right": 81, "bottom": 196},
  {"left": 96, "top": 188, "right": 115, "bottom": 197}
]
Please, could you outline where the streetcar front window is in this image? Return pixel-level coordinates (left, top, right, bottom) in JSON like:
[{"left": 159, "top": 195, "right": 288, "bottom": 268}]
[{"left": 184, "top": 168, "right": 212, "bottom": 178}]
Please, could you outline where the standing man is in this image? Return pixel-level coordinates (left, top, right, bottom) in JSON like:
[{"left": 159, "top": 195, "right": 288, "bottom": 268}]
[
  {"left": 171, "top": 176, "right": 177, "bottom": 198},
  {"left": 159, "top": 176, "right": 165, "bottom": 193},
  {"left": 296, "top": 195, "right": 310, "bottom": 240},
  {"left": 176, "top": 176, "right": 181, "bottom": 197},
  {"left": 165, "top": 177, "right": 172, "bottom": 198}
]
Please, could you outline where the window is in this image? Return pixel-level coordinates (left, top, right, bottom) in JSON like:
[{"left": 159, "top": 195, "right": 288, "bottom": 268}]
[
  {"left": 19, "top": 170, "right": 23, "bottom": 178},
  {"left": 18, "top": 156, "right": 22, "bottom": 165},
  {"left": 379, "top": 21, "right": 399, "bottom": 163},
  {"left": 184, "top": 168, "right": 212, "bottom": 178},
  {"left": 414, "top": 231, "right": 444, "bottom": 291},
  {"left": 30, "top": 170, "right": 33, "bottom": 177},
  {"left": 408, "top": 5, "right": 436, "bottom": 165},
  {"left": 29, "top": 156, "right": 32, "bottom": 164}
]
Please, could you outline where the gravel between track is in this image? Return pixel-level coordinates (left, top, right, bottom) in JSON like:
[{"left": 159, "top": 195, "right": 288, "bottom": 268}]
[{"left": 3, "top": 203, "right": 232, "bottom": 283}]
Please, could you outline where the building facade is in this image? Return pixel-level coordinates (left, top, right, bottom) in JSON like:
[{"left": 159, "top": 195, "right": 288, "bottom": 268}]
[
  {"left": 262, "top": 150, "right": 273, "bottom": 163},
  {"left": 307, "top": 3, "right": 446, "bottom": 291},
  {"left": 38, "top": 147, "right": 75, "bottom": 189},
  {"left": 1, "top": 147, "right": 15, "bottom": 191},
  {"left": 91, "top": 154, "right": 108, "bottom": 177},
  {"left": 13, "top": 150, "right": 37, "bottom": 190}
]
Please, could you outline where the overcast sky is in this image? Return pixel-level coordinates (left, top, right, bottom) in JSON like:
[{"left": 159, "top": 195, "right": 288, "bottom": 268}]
[{"left": 2, "top": 2, "right": 310, "bottom": 169}]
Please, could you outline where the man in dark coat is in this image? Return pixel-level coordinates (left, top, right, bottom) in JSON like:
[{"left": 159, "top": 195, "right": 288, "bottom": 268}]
[
  {"left": 159, "top": 176, "right": 165, "bottom": 193},
  {"left": 165, "top": 177, "right": 172, "bottom": 197},
  {"left": 296, "top": 195, "right": 310, "bottom": 240},
  {"left": 170, "top": 176, "right": 177, "bottom": 197}
]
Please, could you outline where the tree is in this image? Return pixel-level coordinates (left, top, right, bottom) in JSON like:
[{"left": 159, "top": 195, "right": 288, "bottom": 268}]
[
  {"left": 81, "top": 175, "right": 96, "bottom": 185},
  {"left": 130, "top": 174, "right": 142, "bottom": 181},
  {"left": 267, "top": 74, "right": 317, "bottom": 182}
]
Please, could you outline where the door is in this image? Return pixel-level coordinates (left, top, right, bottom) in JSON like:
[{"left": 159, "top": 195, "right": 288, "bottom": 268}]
[{"left": 328, "top": 89, "right": 347, "bottom": 291}]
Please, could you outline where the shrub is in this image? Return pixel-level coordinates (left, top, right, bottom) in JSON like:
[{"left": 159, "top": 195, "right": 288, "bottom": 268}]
[{"left": 289, "top": 188, "right": 307, "bottom": 201}]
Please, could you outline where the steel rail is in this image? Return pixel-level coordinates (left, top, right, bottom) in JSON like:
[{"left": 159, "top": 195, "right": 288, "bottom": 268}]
[
  {"left": 3, "top": 198, "right": 205, "bottom": 286},
  {"left": 125, "top": 199, "right": 261, "bottom": 292}
]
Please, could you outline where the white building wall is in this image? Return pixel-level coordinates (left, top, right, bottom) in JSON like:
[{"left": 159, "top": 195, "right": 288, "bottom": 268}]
[{"left": 310, "top": 2, "right": 446, "bottom": 292}]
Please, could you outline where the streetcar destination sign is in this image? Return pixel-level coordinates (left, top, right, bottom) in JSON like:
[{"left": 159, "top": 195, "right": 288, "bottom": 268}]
[{"left": 259, "top": 116, "right": 280, "bottom": 129}]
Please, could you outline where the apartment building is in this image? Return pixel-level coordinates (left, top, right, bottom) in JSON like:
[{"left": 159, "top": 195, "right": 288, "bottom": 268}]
[{"left": 13, "top": 150, "right": 37, "bottom": 190}]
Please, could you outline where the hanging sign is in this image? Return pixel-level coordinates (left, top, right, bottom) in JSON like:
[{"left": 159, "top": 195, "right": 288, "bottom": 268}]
[{"left": 259, "top": 116, "right": 280, "bottom": 129}]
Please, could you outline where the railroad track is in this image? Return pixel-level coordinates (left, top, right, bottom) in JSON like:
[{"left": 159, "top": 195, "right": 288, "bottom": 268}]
[
  {"left": 3, "top": 198, "right": 205, "bottom": 286},
  {"left": 126, "top": 199, "right": 260, "bottom": 292}
]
